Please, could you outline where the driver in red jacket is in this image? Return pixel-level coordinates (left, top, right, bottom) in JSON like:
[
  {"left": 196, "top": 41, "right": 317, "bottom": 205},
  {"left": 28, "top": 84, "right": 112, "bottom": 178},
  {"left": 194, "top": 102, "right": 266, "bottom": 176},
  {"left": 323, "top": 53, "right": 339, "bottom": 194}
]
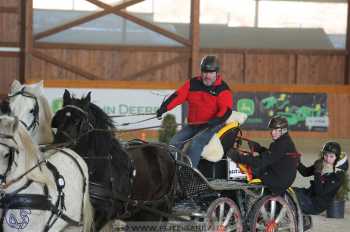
[{"left": 156, "top": 55, "right": 233, "bottom": 167}]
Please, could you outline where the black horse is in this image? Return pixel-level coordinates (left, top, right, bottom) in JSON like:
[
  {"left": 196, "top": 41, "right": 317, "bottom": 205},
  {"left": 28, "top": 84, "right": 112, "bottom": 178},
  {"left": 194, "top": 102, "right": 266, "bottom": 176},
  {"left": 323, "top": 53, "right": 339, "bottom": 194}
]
[{"left": 51, "top": 90, "right": 176, "bottom": 230}]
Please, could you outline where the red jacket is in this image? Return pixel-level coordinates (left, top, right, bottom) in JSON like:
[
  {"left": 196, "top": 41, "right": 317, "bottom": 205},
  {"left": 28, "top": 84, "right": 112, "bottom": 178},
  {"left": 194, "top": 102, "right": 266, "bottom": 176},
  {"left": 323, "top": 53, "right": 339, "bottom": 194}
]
[{"left": 161, "top": 75, "right": 233, "bottom": 125}]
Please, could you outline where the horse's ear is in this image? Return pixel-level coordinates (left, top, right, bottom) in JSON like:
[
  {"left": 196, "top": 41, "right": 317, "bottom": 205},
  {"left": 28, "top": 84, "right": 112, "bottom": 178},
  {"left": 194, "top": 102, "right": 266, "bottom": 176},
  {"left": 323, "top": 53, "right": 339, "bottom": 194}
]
[
  {"left": 84, "top": 92, "right": 91, "bottom": 104},
  {"left": 9, "top": 80, "right": 22, "bottom": 95},
  {"left": 63, "top": 89, "right": 71, "bottom": 105},
  {"left": 37, "top": 80, "right": 44, "bottom": 88},
  {"left": 12, "top": 116, "right": 19, "bottom": 132},
  {"left": 32, "top": 80, "right": 44, "bottom": 94}
]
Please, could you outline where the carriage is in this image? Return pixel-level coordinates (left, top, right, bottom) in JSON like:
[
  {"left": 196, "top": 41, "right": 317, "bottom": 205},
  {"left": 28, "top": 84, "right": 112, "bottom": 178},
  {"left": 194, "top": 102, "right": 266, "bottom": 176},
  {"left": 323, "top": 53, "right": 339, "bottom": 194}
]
[
  {"left": 126, "top": 122, "right": 309, "bottom": 232},
  {"left": 3, "top": 80, "right": 311, "bottom": 232}
]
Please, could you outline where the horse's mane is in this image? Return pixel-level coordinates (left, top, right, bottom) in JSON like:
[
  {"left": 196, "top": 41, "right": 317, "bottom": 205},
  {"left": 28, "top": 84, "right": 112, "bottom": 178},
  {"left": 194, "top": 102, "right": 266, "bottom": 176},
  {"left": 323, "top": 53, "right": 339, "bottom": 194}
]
[
  {"left": 86, "top": 101, "right": 124, "bottom": 158},
  {"left": 85, "top": 101, "right": 132, "bottom": 198},
  {"left": 88, "top": 101, "right": 115, "bottom": 130},
  {"left": 38, "top": 94, "right": 53, "bottom": 128}
]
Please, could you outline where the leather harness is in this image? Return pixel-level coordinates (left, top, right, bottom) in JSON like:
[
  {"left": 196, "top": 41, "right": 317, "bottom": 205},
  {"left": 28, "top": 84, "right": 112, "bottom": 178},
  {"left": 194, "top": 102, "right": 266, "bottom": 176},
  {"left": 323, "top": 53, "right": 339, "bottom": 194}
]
[{"left": 0, "top": 147, "right": 87, "bottom": 231}]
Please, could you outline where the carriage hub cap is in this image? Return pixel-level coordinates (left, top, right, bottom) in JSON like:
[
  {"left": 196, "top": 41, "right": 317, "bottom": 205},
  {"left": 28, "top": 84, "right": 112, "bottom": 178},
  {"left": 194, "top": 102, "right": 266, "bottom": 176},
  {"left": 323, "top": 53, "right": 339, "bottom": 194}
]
[{"left": 266, "top": 220, "right": 278, "bottom": 232}]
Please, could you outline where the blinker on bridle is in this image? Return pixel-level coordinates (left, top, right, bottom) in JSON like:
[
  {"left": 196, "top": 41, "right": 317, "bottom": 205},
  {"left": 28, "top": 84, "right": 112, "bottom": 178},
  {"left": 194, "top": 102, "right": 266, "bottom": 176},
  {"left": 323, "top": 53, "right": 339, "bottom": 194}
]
[
  {"left": 0, "top": 133, "right": 19, "bottom": 186},
  {"left": 8, "top": 87, "right": 39, "bottom": 132}
]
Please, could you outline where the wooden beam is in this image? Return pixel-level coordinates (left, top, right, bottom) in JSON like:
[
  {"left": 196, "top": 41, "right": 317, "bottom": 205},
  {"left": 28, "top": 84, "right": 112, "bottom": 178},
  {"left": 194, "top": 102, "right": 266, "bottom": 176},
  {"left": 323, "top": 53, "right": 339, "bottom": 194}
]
[
  {"left": 85, "top": 0, "right": 191, "bottom": 47},
  {"left": 294, "top": 53, "right": 298, "bottom": 84},
  {"left": 33, "top": 0, "right": 144, "bottom": 41},
  {"left": 123, "top": 54, "right": 190, "bottom": 80},
  {"left": 34, "top": 42, "right": 190, "bottom": 53},
  {"left": 33, "top": 42, "right": 346, "bottom": 56},
  {"left": 0, "top": 42, "right": 19, "bottom": 47},
  {"left": 27, "top": 79, "right": 350, "bottom": 94},
  {"left": 0, "top": 7, "right": 19, "bottom": 14},
  {"left": 27, "top": 79, "right": 182, "bottom": 89},
  {"left": 201, "top": 48, "right": 346, "bottom": 56},
  {"left": 190, "top": 0, "right": 200, "bottom": 77},
  {"left": 0, "top": 51, "right": 19, "bottom": 57},
  {"left": 19, "top": 0, "right": 31, "bottom": 83},
  {"left": 31, "top": 50, "right": 101, "bottom": 80},
  {"left": 345, "top": 0, "right": 350, "bottom": 84},
  {"left": 242, "top": 51, "right": 246, "bottom": 83}
]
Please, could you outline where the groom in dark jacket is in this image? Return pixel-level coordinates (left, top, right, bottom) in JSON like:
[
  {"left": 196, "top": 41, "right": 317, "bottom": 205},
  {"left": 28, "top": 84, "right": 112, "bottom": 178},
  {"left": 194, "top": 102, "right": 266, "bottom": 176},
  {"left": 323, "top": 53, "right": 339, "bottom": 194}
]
[
  {"left": 294, "top": 141, "right": 348, "bottom": 215},
  {"left": 228, "top": 116, "right": 299, "bottom": 195}
]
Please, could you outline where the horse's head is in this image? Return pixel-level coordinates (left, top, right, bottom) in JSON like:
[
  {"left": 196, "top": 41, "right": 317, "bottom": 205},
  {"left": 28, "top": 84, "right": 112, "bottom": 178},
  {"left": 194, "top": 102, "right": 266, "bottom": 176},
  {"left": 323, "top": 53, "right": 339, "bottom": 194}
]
[
  {"left": 0, "top": 115, "right": 19, "bottom": 185},
  {"left": 52, "top": 89, "right": 95, "bottom": 144},
  {"left": 8, "top": 80, "right": 40, "bottom": 131},
  {"left": 0, "top": 114, "right": 52, "bottom": 188},
  {"left": 7, "top": 80, "right": 54, "bottom": 144}
]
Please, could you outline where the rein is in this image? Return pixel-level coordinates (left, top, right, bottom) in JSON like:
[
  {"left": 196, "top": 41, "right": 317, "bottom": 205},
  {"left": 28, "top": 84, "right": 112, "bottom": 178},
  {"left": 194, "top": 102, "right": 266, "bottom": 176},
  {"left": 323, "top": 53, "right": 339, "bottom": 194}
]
[
  {"left": 109, "top": 113, "right": 156, "bottom": 118},
  {"left": 1, "top": 159, "right": 47, "bottom": 190},
  {"left": 116, "top": 115, "right": 158, "bottom": 126}
]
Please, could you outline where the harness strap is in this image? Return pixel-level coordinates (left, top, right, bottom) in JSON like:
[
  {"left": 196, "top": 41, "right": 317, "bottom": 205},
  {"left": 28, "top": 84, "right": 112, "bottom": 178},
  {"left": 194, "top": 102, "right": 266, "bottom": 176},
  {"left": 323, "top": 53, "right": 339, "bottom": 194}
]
[
  {"left": 0, "top": 193, "right": 81, "bottom": 228},
  {"left": 0, "top": 180, "right": 33, "bottom": 226},
  {"left": 45, "top": 161, "right": 66, "bottom": 231},
  {"left": 44, "top": 148, "right": 88, "bottom": 230},
  {"left": 54, "top": 148, "right": 87, "bottom": 201}
]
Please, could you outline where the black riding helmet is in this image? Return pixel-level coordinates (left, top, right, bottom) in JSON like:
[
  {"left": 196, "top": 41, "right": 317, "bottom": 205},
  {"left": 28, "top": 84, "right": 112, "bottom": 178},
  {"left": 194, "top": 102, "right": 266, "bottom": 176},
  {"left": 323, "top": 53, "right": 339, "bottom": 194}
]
[
  {"left": 268, "top": 115, "right": 288, "bottom": 129},
  {"left": 200, "top": 55, "right": 220, "bottom": 73},
  {"left": 322, "top": 141, "right": 341, "bottom": 164}
]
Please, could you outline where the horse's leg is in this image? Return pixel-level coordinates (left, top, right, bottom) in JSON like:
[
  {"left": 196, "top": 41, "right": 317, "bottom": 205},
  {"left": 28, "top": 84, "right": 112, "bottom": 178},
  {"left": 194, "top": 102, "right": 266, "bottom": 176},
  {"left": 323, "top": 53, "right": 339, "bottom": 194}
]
[
  {"left": 94, "top": 209, "right": 112, "bottom": 231},
  {"left": 99, "top": 221, "right": 113, "bottom": 232}
]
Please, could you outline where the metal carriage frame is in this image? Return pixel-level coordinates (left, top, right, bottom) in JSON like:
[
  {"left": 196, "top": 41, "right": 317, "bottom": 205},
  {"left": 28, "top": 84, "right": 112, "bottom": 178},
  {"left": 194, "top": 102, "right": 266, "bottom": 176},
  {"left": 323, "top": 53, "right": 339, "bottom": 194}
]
[{"left": 172, "top": 158, "right": 307, "bottom": 232}]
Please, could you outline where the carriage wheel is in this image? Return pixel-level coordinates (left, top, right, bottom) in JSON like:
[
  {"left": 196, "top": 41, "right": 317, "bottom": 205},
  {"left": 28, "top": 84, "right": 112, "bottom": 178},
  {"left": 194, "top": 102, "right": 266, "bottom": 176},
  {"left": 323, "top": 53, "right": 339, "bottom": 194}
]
[
  {"left": 206, "top": 197, "right": 243, "bottom": 232},
  {"left": 248, "top": 195, "right": 297, "bottom": 232}
]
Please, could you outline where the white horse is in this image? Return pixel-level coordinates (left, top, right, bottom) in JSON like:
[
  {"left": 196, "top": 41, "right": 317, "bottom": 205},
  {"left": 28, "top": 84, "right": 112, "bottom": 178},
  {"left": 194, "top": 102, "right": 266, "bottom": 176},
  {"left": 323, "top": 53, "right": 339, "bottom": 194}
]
[
  {"left": 8, "top": 80, "right": 54, "bottom": 145},
  {"left": 0, "top": 114, "right": 93, "bottom": 232}
]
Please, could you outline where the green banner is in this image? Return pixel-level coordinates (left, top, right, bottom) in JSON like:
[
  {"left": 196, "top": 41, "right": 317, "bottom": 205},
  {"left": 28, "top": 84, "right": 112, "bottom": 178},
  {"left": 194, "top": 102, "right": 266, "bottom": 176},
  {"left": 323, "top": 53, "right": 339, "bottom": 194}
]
[{"left": 234, "top": 92, "right": 328, "bottom": 131}]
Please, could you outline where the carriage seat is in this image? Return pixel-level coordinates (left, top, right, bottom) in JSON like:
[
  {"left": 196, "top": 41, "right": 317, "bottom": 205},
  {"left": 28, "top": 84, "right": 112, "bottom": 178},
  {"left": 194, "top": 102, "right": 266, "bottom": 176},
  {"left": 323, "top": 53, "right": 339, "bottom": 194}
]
[
  {"left": 201, "top": 111, "right": 247, "bottom": 162},
  {"left": 197, "top": 111, "right": 248, "bottom": 180}
]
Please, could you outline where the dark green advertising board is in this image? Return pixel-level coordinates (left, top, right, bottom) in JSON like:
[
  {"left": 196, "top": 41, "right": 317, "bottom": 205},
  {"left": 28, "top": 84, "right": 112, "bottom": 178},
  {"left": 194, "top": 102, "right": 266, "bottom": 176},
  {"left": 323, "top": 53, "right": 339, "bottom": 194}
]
[{"left": 234, "top": 92, "right": 328, "bottom": 131}]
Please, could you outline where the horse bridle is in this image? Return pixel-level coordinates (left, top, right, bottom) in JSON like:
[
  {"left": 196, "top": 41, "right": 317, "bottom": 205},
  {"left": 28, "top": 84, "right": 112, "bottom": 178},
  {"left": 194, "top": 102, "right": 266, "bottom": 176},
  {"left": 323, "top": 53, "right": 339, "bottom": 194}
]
[
  {"left": 8, "top": 87, "right": 39, "bottom": 132},
  {"left": 56, "top": 105, "right": 94, "bottom": 144},
  {"left": 0, "top": 133, "right": 18, "bottom": 187}
]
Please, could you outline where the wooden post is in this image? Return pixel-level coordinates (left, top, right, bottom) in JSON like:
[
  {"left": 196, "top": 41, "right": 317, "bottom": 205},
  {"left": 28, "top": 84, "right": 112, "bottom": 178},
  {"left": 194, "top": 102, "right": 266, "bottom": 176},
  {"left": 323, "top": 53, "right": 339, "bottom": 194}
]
[
  {"left": 190, "top": 0, "right": 200, "bottom": 78},
  {"left": 345, "top": 0, "right": 350, "bottom": 85},
  {"left": 19, "top": 0, "right": 33, "bottom": 83},
  {"left": 19, "top": 0, "right": 26, "bottom": 83}
]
